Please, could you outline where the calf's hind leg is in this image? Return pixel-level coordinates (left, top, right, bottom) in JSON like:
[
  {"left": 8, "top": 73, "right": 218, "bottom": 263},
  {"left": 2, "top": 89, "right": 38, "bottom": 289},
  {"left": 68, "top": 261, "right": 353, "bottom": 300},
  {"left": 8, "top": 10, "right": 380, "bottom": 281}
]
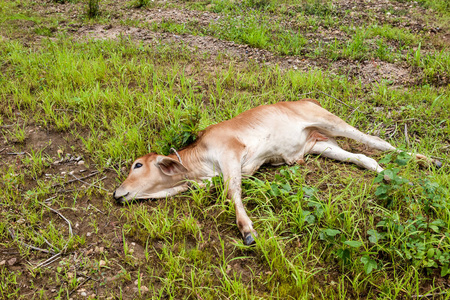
[
  {"left": 322, "top": 120, "right": 442, "bottom": 167},
  {"left": 310, "top": 139, "right": 384, "bottom": 173}
]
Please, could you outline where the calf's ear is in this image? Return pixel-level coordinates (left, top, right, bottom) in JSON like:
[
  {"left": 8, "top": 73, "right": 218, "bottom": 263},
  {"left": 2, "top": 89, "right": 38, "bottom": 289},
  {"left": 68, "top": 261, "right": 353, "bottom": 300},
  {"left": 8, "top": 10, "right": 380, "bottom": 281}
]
[{"left": 155, "top": 156, "right": 188, "bottom": 176}]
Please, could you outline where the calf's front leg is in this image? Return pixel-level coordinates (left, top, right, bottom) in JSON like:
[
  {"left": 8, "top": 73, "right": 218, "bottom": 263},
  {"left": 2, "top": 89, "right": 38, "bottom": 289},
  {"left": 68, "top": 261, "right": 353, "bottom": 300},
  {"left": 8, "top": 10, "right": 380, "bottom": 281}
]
[{"left": 221, "top": 162, "right": 257, "bottom": 245}]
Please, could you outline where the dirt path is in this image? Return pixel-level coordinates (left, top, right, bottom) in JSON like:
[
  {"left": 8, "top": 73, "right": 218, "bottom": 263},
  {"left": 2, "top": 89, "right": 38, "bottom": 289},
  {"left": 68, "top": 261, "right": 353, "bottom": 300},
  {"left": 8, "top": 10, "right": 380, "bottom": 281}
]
[{"left": 10, "top": 0, "right": 443, "bottom": 87}]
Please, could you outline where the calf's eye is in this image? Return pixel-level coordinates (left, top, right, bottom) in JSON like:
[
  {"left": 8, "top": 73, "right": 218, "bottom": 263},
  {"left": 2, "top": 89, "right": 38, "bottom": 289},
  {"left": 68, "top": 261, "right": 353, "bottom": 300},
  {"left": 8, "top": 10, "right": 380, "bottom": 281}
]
[{"left": 134, "top": 163, "right": 143, "bottom": 169}]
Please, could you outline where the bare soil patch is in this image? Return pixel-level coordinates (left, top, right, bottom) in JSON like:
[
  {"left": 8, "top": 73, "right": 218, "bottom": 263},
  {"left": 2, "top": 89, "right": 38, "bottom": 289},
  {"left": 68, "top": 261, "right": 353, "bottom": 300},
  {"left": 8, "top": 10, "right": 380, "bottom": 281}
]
[{"left": 70, "top": 23, "right": 420, "bottom": 87}]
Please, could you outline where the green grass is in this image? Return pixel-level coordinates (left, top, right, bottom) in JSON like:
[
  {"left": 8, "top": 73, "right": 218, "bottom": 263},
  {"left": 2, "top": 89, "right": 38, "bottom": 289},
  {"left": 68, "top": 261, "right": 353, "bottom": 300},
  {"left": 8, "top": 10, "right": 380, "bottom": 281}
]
[
  {"left": 1, "top": 0, "right": 449, "bottom": 298},
  {"left": 123, "top": 0, "right": 449, "bottom": 83}
]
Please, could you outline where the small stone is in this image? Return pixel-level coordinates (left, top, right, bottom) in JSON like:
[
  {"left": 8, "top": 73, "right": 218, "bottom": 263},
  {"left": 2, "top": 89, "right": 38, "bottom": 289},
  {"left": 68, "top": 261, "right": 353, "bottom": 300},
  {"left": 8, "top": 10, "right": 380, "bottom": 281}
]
[
  {"left": 61, "top": 171, "right": 66, "bottom": 175},
  {"left": 131, "top": 242, "right": 136, "bottom": 246},
  {"left": 80, "top": 291, "right": 87, "bottom": 297},
  {"left": 77, "top": 160, "right": 85, "bottom": 165},
  {"left": 99, "top": 260, "right": 106, "bottom": 267},
  {"left": 8, "top": 258, "right": 17, "bottom": 266},
  {"left": 86, "top": 232, "right": 92, "bottom": 237},
  {"left": 140, "top": 286, "right": 149, "bottom": 293},
  {"left": 69, "top": 171, "right": 74, "bottom": 175}
]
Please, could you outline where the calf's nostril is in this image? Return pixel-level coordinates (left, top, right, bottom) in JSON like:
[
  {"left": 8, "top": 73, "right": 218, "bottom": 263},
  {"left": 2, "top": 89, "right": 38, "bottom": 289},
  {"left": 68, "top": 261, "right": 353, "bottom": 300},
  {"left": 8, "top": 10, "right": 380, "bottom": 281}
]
[{"left": 113, "top": 191, "right": 129, "bottom": 202}]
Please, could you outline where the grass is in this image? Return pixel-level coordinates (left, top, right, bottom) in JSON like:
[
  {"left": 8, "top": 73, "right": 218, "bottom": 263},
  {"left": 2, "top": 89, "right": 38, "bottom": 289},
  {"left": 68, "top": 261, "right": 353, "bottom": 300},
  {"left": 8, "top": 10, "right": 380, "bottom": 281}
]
[
  {"left": 0, "top": 0, "right": 449, "bottom": 299},
  {"left": 134, "top": 0, "right": 448, "bottom": 83}
]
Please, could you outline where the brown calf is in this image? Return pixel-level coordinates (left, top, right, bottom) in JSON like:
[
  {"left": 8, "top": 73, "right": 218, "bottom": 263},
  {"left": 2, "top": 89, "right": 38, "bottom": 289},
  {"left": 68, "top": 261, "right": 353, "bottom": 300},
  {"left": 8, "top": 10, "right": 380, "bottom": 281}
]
[{"left": 113, "top": 99, "right": 441, "bottom": 245}]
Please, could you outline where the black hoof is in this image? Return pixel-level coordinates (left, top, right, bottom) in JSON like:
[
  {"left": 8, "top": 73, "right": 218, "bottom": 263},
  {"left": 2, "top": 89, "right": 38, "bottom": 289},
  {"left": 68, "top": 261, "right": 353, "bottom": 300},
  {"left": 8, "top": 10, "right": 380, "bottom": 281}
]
[
  {"left": 243, "top": 233, "right": 257, "bottom": 246},
  {"left": 434, "top": 159, "right": 443, "bottom": 169}
]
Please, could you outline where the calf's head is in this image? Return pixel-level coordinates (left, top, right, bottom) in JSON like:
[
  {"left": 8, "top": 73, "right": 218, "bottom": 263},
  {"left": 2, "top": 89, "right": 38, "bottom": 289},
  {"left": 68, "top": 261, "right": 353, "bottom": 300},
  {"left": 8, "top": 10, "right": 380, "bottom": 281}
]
[{"left": 113, "top": 153, "right": 189, "bottom": 203}]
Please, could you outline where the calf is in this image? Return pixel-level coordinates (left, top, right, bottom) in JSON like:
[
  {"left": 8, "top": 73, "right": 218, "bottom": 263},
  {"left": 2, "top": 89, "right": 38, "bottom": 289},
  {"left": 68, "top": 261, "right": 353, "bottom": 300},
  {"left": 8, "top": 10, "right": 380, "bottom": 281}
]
[{"left": 113, "top": 99, "right": 440, "bottom": 245}]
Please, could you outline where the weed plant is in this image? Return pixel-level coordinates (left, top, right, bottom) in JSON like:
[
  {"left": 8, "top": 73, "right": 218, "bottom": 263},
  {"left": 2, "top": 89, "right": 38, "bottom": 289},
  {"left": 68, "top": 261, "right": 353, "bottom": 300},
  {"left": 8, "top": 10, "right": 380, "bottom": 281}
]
[{"left": 87, "top": 0, "right": 100, "bottom": 18}]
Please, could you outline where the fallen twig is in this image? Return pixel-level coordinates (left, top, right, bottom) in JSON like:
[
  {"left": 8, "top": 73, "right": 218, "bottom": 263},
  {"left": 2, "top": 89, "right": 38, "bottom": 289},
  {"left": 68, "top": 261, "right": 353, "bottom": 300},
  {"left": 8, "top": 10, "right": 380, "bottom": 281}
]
[
  {"left": 348, "top": 105, "right": 360, "bottom": 117},
  {"left": 33, "top": 252, "right": 62, "bottom": 269},
  {"left": 412, "top": 290, "right": 448, "bottom": 298},
  {"left": 78, "top": 273, "right": 99, "bottom": 282},
  {"left": 52, "top": 171, "right": 100, "bottom": 188},
  {"left": 0, "top": 148, "right": 6, "bottom": 154},
  {"left": 69, "top": 276, "right": 92, "bottom": 296},
  {"left": 54, "top": 109, "right": 80, "bottom": 113},
  {"left": 88, "top": 204, "right": 105, "bottom": 214},
  {"left": 38, "top": 202, "right": 73, "bottom": 251},
  {"left": 316, "top": 90, "right": 360, "bottom": 112},
  {"left": 297, "top": 91, "right": 314, "bottom": 98},
  {"left": 7, "top": 152, "right": 26, "bottom": 155},
  {"left": 44, "top": 195, "right": 58, "bottom": 204},
  {"left": 39, "top": 202, "right": 73, "bottom": 237},
  {"left": 8, "top": 228, "right": 55, "bottom": 255},
  {"left": 387, "top": 123, "right": 398, "bottom": 140},
  {"left": 35, "top": 231, "right": 60, "bottom": 253},
  {"left": 69, "top": 174, "right": 108, "bottom": 192}
]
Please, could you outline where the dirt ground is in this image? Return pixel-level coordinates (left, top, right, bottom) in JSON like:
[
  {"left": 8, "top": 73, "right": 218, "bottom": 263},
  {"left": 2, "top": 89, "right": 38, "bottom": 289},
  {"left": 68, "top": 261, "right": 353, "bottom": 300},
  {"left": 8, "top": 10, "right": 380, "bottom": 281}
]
[
  {"left": 1, "top": 0, "right": 449, "bottom": 298},
  {"left": 8, "top": 0, "right": 449, "bottom": 86}
]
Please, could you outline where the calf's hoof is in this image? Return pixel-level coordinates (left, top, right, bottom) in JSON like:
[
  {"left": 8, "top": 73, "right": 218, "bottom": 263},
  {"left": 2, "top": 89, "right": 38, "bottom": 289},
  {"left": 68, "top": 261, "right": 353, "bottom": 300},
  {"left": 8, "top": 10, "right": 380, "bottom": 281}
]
[
  {"left": 434, "top": 159, "right": 443, "bottom": 169},
  {"left": 243, "top": 232, "right": 257, "bottom": 246}
]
